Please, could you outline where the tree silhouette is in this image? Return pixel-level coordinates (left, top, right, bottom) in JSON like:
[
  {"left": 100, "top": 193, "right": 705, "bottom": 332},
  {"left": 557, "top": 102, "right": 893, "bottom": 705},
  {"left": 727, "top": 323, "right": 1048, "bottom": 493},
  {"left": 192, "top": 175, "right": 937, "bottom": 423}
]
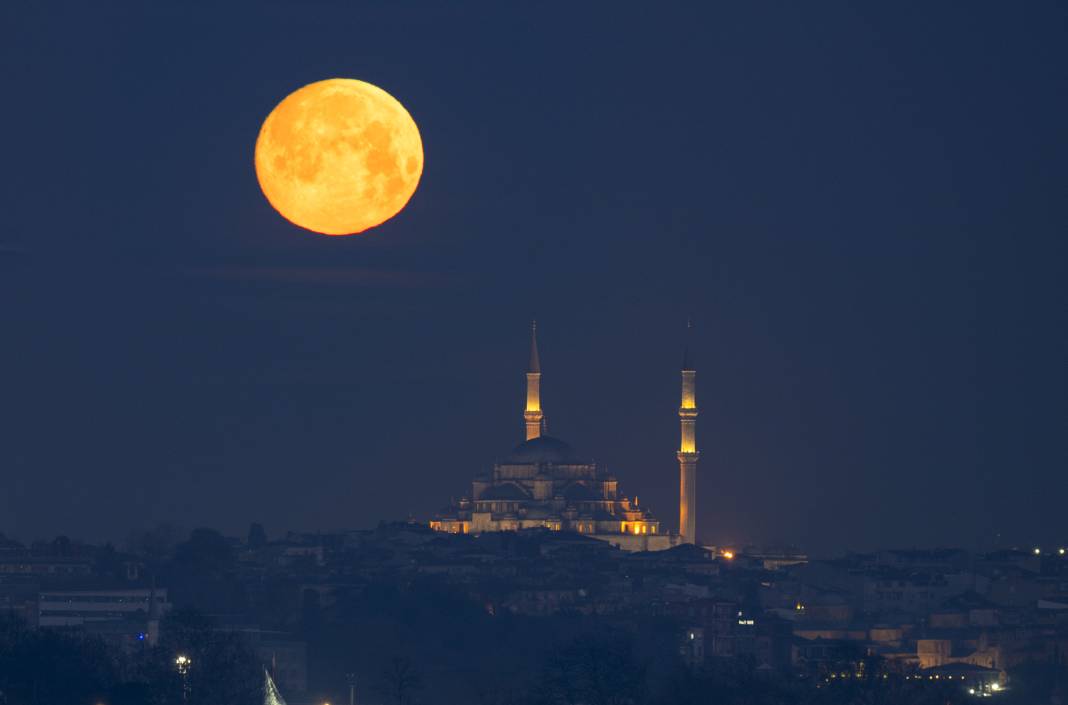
[
  {"left": 376, "top": 656, "right": 423, "bottom": 705},
  {"left": 247, "top": 523, "right": 268, "bottom": 550}
]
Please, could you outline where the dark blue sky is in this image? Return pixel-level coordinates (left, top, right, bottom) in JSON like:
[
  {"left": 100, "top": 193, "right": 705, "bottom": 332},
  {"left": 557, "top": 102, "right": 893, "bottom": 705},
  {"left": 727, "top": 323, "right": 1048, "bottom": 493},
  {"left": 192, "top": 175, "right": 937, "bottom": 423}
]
[{"left": 1, "top": 1, "right": 1065, "bottom": 554}]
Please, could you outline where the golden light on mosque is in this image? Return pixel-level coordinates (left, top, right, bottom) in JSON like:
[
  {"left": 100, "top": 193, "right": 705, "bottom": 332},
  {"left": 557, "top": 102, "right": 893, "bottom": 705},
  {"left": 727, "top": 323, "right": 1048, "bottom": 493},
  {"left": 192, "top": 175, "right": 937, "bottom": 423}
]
[{"left": 255, "top": 78, "right": 423, "bottom": 235}]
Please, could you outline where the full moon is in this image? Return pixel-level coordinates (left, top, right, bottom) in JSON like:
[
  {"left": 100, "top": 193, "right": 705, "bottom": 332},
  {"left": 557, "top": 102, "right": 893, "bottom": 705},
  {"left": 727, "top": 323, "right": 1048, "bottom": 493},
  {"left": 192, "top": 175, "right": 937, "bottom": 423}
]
[{"left": 254, "top": 78, "right": 423, "bottom": 236}]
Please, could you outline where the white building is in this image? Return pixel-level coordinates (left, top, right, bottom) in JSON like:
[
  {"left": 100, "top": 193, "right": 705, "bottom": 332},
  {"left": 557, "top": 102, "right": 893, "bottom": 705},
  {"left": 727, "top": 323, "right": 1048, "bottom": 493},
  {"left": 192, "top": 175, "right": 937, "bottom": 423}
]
[{"left": 37, "top": 588, "right": 170, "bottom": 628}]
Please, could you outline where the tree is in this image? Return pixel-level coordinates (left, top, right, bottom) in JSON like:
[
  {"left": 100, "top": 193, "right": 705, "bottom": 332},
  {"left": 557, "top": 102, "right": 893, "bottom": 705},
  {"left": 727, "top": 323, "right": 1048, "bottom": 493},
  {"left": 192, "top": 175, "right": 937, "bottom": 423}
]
[
  {"left": 532, "top": 636, "right": 647, "bottom": 705},
  {"left": 376, "top": 656, "right": 423, "bottom": 705},
  {"left": 0, "top": 615, "right": 116, "bottom": 705},
  {"left": 128, "top": 522, "right": 185, "bottom": 563},
  {"left": 247, "top": 523, "right": 268, "bottom": 550},
  {"left": 140, "top": 610, "right": 261, "bottom": 705},
  {"left": 50, "top": 535, "right": 73, "bottom": 556},
  {"left": 174, "top": 528, "right": 234, "bottom": 572}
]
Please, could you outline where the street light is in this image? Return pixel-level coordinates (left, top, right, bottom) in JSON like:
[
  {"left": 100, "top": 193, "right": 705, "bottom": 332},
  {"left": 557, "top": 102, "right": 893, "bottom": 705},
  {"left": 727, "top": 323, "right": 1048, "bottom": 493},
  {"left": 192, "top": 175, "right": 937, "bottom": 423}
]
[
  {"left": 175, "top": 655, "right": 192, "bottom": 703},
  {"left": 346, "top": 672, "right": 358, "bottom": 705}
]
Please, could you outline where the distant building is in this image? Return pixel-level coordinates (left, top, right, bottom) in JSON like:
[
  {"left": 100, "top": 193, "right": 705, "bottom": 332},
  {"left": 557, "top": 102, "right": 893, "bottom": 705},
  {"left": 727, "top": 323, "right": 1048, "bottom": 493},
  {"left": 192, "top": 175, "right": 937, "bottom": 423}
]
[
  {"left": 745, "top": 546, "right": 809, "bottom": 571},
  {"left": 680, "top": 627, "right": 705, "bottom": 667},
  {"left": 0, "top": 556, "right": 93, "bottom": 577},
  {"left": 252, "top": 632, "right": 308, "bottom": 696},
  {"left": 37, "top": 588, "right": 170, "bottom": 629},
  {"left": 920, "top": 663, "right": 1004, "bottom": 693},
  {"left": 0, "top": 536, "right": 99, "bottom": 578},
  {"left": 431, "top": 322, "right": 699, "bottom": 552}
]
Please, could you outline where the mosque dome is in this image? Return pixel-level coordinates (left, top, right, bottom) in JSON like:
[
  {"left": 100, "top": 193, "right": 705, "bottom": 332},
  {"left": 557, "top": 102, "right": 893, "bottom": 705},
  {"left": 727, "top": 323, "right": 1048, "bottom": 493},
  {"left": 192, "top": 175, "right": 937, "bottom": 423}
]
[{"left": 502, "top": 435, "right": 591, "bottom": 465}]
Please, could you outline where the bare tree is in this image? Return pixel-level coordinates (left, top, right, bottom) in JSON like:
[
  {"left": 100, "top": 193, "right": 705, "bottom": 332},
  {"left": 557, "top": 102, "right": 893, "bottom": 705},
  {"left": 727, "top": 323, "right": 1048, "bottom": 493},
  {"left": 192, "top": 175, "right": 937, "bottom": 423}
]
[{"left": 376, "top": 656, "right": 423, "bottom": 705}]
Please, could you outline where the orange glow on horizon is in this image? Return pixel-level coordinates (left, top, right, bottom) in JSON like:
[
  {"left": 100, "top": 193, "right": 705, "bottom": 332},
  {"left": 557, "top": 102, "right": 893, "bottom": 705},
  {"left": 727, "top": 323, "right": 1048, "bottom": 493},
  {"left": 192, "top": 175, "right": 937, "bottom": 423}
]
[{"left": 255, "top": 78, "right": 423, "bottom": 236}]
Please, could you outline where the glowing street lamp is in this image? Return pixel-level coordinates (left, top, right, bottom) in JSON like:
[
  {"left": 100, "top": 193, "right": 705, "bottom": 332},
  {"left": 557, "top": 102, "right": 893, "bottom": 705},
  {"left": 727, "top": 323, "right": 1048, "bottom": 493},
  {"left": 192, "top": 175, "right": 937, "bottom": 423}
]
[{"left": 175, "top": 655, "right": 192, "bottom": 703}]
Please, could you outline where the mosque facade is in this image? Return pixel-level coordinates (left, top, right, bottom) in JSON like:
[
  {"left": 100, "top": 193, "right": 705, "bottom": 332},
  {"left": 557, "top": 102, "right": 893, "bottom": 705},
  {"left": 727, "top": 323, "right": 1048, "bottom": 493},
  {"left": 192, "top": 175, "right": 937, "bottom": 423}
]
[{"left": 430, "top": 323, "right": 699, "bottom": 552}]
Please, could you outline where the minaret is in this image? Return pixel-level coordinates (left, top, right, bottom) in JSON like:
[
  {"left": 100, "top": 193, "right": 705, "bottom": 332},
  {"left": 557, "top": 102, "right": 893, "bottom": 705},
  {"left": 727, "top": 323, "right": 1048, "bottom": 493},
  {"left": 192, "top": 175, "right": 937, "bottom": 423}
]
[
  {"left": 678, "top": 319, "right": 699, "bottom": 544},
  {"left": 524, "top": 321, "right": 544, "bottom": 441}
]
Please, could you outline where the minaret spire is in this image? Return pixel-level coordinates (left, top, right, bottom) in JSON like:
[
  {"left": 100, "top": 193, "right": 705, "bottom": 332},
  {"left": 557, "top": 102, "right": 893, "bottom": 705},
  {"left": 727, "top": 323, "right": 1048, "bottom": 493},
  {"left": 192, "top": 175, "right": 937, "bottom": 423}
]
[
  {"left": 678, "top": 318, "right": 699, "bottom": 544},
  {"left": 524, "top": 321, "right": 544, "bottom": 440},
  {"left": 682, "top": 316, "right": 693, "bottom": 370},
  {"left": 529, "top": 320, "right": 541, "bottom": 374}
]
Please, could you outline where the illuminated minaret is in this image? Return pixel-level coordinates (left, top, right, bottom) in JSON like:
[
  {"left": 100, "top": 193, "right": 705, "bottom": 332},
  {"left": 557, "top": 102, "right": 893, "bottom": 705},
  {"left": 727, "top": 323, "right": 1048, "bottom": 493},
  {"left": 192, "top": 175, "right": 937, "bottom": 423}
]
[
  {"left": 678, "top": 319, "right": 699, "bottom": 543},
  {"left": 524, "top": 321, "right": 544, "bottom": 440}
]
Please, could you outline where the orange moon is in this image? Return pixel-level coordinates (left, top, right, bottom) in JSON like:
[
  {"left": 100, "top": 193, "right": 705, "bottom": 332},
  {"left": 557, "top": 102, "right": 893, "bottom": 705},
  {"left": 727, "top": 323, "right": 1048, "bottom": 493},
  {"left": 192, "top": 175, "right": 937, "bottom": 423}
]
[{"left": 254, "top": 78, "right": 423, "bottom": 236}]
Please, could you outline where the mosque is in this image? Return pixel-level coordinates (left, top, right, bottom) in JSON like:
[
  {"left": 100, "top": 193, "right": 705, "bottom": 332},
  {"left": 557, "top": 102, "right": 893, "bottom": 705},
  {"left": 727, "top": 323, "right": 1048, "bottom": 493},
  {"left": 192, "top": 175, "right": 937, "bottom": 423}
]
[{"left": 430, "top": 322, "right": 700, "bottom": 552}]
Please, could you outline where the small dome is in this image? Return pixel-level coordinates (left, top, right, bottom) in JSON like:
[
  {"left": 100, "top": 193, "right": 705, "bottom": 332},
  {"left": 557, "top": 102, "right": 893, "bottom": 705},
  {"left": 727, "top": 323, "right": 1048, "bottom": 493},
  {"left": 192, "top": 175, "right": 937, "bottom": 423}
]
[{"left": 502, "top": 436, "right": 591, "bottom": 465}]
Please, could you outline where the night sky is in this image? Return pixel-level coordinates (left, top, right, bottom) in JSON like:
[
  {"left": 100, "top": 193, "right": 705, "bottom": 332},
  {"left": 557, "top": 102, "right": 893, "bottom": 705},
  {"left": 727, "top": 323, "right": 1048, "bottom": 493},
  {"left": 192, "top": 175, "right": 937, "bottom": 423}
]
[{"left": 2, "top": 1, "right": 1065, "bottom": 555}]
